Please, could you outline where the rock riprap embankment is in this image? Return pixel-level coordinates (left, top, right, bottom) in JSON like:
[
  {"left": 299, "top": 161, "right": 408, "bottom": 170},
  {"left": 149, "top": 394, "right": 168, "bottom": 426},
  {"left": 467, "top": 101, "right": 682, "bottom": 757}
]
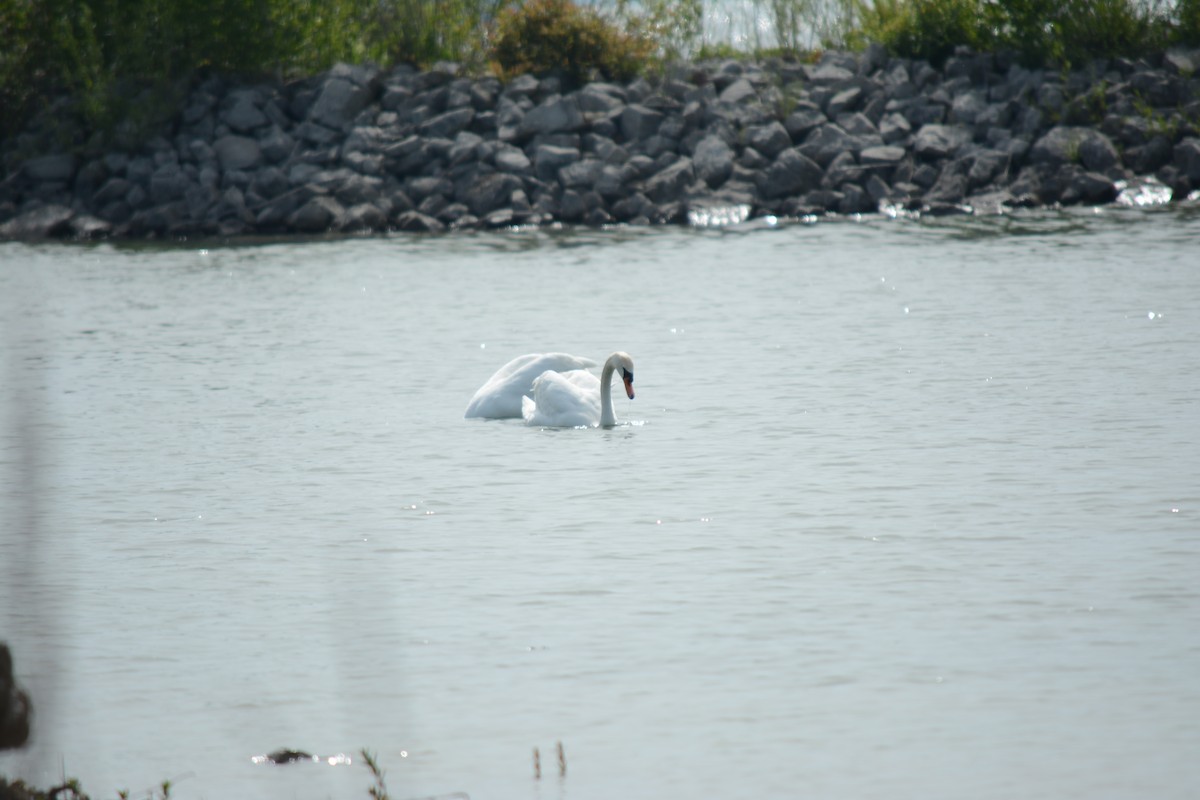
[{"left": 3, "top": 46, "right": 1200, "bottom": 240}]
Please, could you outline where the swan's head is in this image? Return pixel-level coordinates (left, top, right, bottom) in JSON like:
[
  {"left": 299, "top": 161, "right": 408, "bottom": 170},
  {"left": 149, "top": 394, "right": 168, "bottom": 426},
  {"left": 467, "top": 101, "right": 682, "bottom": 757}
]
[{"left": 608, "top": 352, "right": 635, "bottom": 400}]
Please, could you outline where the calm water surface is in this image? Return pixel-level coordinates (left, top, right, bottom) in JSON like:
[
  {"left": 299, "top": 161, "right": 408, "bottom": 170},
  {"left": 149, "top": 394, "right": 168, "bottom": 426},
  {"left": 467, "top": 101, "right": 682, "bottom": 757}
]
[{"left": 2, "top": 208, "right": 1199, "bottom": 800}]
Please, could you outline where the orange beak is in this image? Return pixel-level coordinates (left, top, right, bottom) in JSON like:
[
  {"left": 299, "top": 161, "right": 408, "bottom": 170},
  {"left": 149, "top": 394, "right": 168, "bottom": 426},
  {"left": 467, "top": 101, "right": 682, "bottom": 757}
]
[{"left": 623, "top": 373, "right": 635, "bottom": 400}]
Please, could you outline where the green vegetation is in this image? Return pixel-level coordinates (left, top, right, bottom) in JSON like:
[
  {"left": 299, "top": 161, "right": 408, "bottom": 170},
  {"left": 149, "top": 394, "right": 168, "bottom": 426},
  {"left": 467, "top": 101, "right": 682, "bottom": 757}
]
[
  {"left": 3, "top": 0, "right": 1200, "bottom": 143},
  {"left": 846, "top": 0, "right": 1200, "bottom": 67},
  {"left": 491, "top": 0, "right": 652, "bottom": 85}
]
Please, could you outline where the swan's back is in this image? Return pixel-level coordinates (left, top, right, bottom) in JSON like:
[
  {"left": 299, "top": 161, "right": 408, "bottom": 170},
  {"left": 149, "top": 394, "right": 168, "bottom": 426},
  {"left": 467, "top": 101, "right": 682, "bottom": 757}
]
[
  {"left": 464, "top": 353, "right": 597, "bottom": 419},
  {"left": 521, "top": 369, "right": 601, "bottom": 428}
]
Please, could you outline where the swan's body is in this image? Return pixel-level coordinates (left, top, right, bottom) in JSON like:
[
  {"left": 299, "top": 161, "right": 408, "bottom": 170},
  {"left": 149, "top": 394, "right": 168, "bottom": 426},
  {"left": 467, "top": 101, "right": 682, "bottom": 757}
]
[
  {"left": 465, "top": 352, "right": 635, "bottom": 428},
  {"left": 464, "top": 353, "right": 597, "bottom": 419}
]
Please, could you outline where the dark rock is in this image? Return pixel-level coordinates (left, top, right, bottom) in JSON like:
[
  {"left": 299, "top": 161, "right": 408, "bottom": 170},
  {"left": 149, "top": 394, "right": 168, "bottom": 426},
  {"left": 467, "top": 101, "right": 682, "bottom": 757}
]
[
  {"left": 559, "top": 158, "right": 604, "bottom": 190},
  {"left": 1175, "top": 137, "right": 1200, "bottom": 182},
  {"left": 1078, "top": 132, "right": 1120, "bottom": 173},
  {"left": 860, "top": 145, "right": 906, "bottom": 168},
  {"left": 879, "top": 112, "right": 912, "bottom": 143},
  {"left": 784, "top": 103, "right": 826, "bottom": 139},
  {"left": 214, "top": 135, "right": 262, "bottom": 171},
  {"left": 420, "top": 108, "right": 475, "bottom": 139},
  {"left": 925, "top": 169, "right": 968, "bottom": 204},
  {"left": 759, "top": 148, "right": 824, "bottom": 199},
  {"left": 21, "top": 154, "right": 77, "bottom": 183},
  {"left": 520, "top": 96, "right": 585, "bottom": 137},
  {"left": 459, "top": 172, "right": 523, "bottom": 216},
  {"left": 950, "top": 90, "right": 989, "bottom": 126},
  {"left": 534, "top": 144, "right": 581, "bottom": 182},
  {"left": 968, "top": 150, "right": 1011, "bottom": 190},
  {"left": 826, "top": 86, "right": 863, "bottom": 117},
  {"left": 222, "top": 90, "right": 269, "bottom": 132},
  {"left": 799, "top": 124, "right": 874, "bottom": 168},
  {"left": 1030, "top": 126, "right": 1088, "bottom": 166},
  {"left": 693, "top": 135, "right": 735, "bottom": 188},
  {"left": 93, "top": 178, "right": 132, "bottom": 206},
  {"left": 1127, "top": 136, "right": 1174, "bottom": 174},
  {"left": 407, "top": 176, "right": 454, "bottom": 203},
  {"left": 718, "top": 78, "right": 757, "bottom": 104},
  {"left": 288, "top": 195, "right": 346, "bottom": 232},
  {"left": 643, "top": 157, "right": 694, "bottom": 203},
  {"left": 1064, "top": 170, "right": 1118, "bottom": 205},
  {"left": 343, "top": 202, "right": 387, "bottom": 231},
  {"left": 620, "top": 104, "right": 665, "bottom": 142},
  {"left": 295, "top": 121, "right": 341, "bottom": 146},
  {"left": 149, "top": 166, "right": 190, "bottom": 205},
  {"left": 913, "top": 124, "right": 972, "bottom": 161},
  {"left": 494, "top": 145, "right": 533, "bottom": 175},
  {"left": 333, "top": 174, "right": 384, "bottom": 206},
  {"left": 559, "top": 189, "right": 588, "bottom": 221},
  {"left": 69, "top": 214, "right": 112, "bottom": 239},
  {"left": 839, "top": 183, "right": 875, "bottom": 214},
  {"left": 1, "top": 643, "right": 32, "bottom": 749},
  {"left": 0, "top": 204, "right": 74, "bottom": 239},
  {"left": 746, "top": 121, "right": 791, "bottom": 159},
  {"left": 310, "top": 74, "right": 376, "bottom": 130}
]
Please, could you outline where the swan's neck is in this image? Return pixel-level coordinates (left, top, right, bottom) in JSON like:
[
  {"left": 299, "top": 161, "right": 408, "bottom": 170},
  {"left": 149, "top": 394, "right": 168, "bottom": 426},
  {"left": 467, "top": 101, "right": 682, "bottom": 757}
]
[{"left": 599, "top": 360, "right": 617, "bottom": 427}]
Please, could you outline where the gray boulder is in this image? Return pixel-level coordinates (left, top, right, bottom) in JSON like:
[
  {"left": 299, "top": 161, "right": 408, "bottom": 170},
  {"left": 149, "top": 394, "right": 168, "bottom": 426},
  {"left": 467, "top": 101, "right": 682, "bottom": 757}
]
[
  {"left": 310, "top": 72, "right": 376, "bottom": 130},
  {"left": 222, "top": 90, "right": 269, "bottom": 132},
  {"left": 149, "top": 165, "right": 190, "bottom": 205},
  {"left": 643, "top": 157, "right": 694, "bottom": 203},
  {"left": 1029, "top": 126, "right": 1090, "bottom": 166},
  {"left": 0, "top": 204, "right": 74, "bottom": 239},
  {"left": 393, "top": 210, "right": 445, "bottom": 233},
  {"left": 535, "top": 144, "right": 581, "bottom": 182},
  {"left": 1173, "top": 137, "right": 1200, "bottom": 182},
  {"left": 1078, "top": 132, "right": 1120, "bottom": 173},
  {"left": 288, "top": 196, "right": 346, "bottom": 232},
  {"left": 746, "top": 121, "right": 791, "bottom": 160},
  {"left": 343, "top": 202, "right": 387, "bottom": 231},
  {"left": 520, "top": 96, "right": 585, "bottom": 137},
  {"left": 913, "top": 124, "right": 973, "bottom": 161},
  {"left": 693, "top": 135, "right": 735, "bottom": 188},
  {"left": 759, "top": 148, "right": 824, "bottom": 199},
  {"left": 718, "top": 78, "right": 757, "bottom": 104},
  {"left": 21, "top": 154, "right": 77, "bottom": 183},
  {"left": 459, "top": 172, "right": 523, "bottom": 216},
  {"left": 214, "top": 135, "right": 262, "bottom": 171},
  {"left": 784, "top": 104, "right": 826, "bottom": 139},
  {"left": 494, "top": 144, "right": 533, "bottom": 174},
  {"left": 559, "top": 159, "right": 605, "bottom": 190},
  {"left": 1065, "top": 171, "right": 1118, "bottom": 205},
  {"left": 420, "top": 108, "right": 475, "bottom": 139},
  {"left": 93, "top": 178, "right": 132, "bottom": 206},
  {"left": 620, "top": 104, "right": 664, "bottom": 142}
]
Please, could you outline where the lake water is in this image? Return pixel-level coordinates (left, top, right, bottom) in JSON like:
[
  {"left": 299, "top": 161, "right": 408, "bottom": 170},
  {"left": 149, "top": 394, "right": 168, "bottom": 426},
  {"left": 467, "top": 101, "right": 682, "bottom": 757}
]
[{"left": 2, "top": 207, "right": 1199, "bottom": 800}]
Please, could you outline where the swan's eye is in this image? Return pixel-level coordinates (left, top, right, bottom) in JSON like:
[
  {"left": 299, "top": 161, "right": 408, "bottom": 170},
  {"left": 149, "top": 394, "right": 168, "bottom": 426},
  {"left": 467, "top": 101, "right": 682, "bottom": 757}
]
[{"left": 624, "top": 369, "right": 633, "bottom": 381}]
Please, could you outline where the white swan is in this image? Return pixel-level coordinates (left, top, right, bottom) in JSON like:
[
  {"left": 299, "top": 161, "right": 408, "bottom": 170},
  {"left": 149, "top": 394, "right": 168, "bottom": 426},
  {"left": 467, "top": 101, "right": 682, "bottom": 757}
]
[{"left": 464, "top": 352, "right": 635, "bottom": 428}]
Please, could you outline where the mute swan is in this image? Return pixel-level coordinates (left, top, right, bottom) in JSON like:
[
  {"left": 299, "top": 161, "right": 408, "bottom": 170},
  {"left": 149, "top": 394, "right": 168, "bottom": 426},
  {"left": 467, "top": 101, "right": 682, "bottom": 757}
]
[
  {"left": 464, "top": 351, "right": 635, "bottom": 428},
  {"left": 522, "top": 352, "right": 635, "bottom": 428}
]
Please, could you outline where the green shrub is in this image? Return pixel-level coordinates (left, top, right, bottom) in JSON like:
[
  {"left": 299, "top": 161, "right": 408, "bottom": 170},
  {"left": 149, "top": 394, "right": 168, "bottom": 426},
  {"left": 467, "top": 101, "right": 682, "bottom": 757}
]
[
  {"left": 997, "top": 0, "right": 1169, "bottom": 67},
  {"left": 490, "top": 0, "right": 651, "bottom": 85},
  {"left": 1172, "top": 0, "right": 1200, "bottom": 45},
  {"left": 850, "top": 0, "right": 994, "bottom": 65}
]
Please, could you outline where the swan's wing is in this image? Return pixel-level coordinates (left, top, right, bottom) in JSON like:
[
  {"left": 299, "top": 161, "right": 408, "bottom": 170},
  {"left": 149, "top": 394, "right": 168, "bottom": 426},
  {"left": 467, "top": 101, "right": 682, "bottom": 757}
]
[
  {"left": 523, "top": 370, "right": 601, "bottom": 428},
  {"left": 465, "top": 353, "right": 597, "bottom": 418}
]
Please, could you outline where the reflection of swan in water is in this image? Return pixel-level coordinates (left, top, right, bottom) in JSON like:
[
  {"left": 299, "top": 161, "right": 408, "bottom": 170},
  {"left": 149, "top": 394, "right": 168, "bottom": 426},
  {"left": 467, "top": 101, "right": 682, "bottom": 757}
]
[{"left": 464, "top": 352, "right": 635, "bottom": 428}]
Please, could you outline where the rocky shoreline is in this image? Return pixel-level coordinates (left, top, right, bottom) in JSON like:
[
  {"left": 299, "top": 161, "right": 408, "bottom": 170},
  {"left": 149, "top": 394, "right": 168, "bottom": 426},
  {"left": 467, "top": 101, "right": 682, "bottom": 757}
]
[{"left": 3, "top": 45, "right": 1200, "bottom": 241}]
